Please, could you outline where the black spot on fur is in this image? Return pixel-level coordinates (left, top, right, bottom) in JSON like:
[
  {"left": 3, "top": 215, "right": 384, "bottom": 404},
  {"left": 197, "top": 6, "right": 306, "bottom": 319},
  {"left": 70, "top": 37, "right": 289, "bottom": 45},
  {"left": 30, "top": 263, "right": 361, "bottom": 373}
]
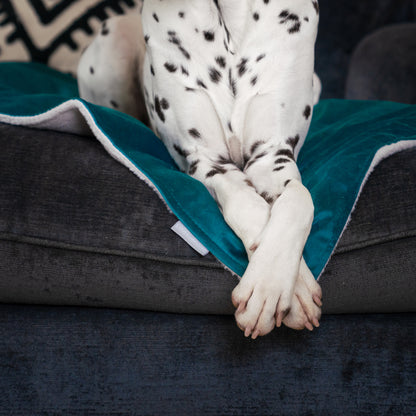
[
  {"left": 243, "top": 153, "right": 250, "bottom": 166},
  {"left": 181, "top": 66, "right": 189, "bottom": 76},
  {"left": 273, "top": 165, "right": 285, "bottom": 172},
  {"left": 250, "top": 76, "right": 258, "bottom": 86},
  {"left": 228, "top": 69, "right": 237, "bottom": 96},
  {"left": 237, "top": 58, "right": 248, "bottom": 77},
  {"left": 188, "top": 160, "right": 199, "bottom": 175},
  {"left": 167, "top": 32, "right": 191, "bottom": 59},
  {"left": 303, "top": 105, "right": 311, "bottom": 119},
  {"left": 179, "top": 46, "right": 191, "bottom": 59},
  {"left": 284, "top": 179, "right": 292, "bottom": 187},
  {"left": 185, "top": 87, "right": 196, "bottom": 92},
  {"left": 215, "top": 56, "right": 226, "bottom": 68},
  {"left": 144, "top": 34, "right": 150, "bottom": 43},
  {"left": 227, "top": 121, "right": 233, "bottom": 132},
  {"left": 289, "top": 22, "right": 301, "bottom": 33},
  {"left": 217, "top": 155, "right": 234, "bottom": 165},
  {"left": 209, "top": 67, "right": 222, "bottom": 83},
  {"left": 204, "top": 31, "right": 215, "bottom": 41},
  {"left": 304, "top": 17, "right": 309, "bottom": 22},
  {"left": 279, "top": 10, "right": 301, "bottom": 33},
  {"left": 275, "top": 158, "right": 291, "bottom": 165},
  {"left": 255, "top": 151, "right": 267, "bottom": 160},
  {"left": 244, "top": 159, "right": 256, "bottom": 170},
  {"left": 150, "top": 65, "right": 155, "bottom": 76},
  {"left": 224, "top": 25, "right": 231, "bottom": 43},
  {"left": 178, "top": 11, "right": 185, "bottom": 18},
  {"left": 173, "top": 144, "right": 190, "bottom": 158},
  {"left": 154, "top": 96, "right": 165, "bottom": 122},
  {"left": 286, "top": 135, "right": 300, "bottom": 150},
  {"left": 275, "top": 148, "right": 295, "bottom": 160},
  {"left": 256, "top": 53, "right": 266, "bottom": 62},
  {"left": 188, "top": 128, "right": 201, "bottom": 138},
  {"left": 153, "top": 13, "right": 159, "bottom": 22},
  {"left": 206, "top": 165, "right": 227, "bottom": 178},
  {"left": 160, "top": 98, "right": 169, "bottom": 110},
  {"left": 250, "top": 140, "right": 265, "bottom": 155},
  {"left": 261, "top": 192, "right": 275, "bottom": 204},
  {"left": 312, "top": 1, "right": 319, "bottom": 14},
  {"left": 196, "top": 79, "right": 207, "bottom": 89},
  {"left": 280, "top": 11, "right": 299, "bottom": 21},
  {"left": 164, "top": 62, "right": 177, "bottom": 72},
  {"left": 89, "top": 66, "right": 94, "bottom": 74},
  {"left": 245, "top": 142, "right": 266, "bottom": 170},
  {"left": 264, "top": 0, "right": 270, "bottom": 4},
  {"left": 168, "top": 31, "right": 180, "bottom": 45},
  {"left": 253, "top": 12, "right": 260, "bottom": 21},
  {"left": 110, "top": 100, "right": 118, "bottom": 108}
]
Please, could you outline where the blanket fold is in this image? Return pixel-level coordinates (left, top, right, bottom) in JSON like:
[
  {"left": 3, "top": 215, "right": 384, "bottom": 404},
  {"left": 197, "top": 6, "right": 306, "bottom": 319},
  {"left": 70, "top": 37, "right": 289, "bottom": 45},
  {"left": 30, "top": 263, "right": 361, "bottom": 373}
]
[{"left": 1, "top": 62, "right": 415, "bottom": 279}]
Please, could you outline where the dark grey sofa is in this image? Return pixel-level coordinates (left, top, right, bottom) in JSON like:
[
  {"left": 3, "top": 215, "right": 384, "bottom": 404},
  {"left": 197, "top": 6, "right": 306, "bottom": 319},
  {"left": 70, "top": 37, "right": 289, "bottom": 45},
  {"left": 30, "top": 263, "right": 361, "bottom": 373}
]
[{"left": 1, "top": 1, "right": 416, "bottom": 414}]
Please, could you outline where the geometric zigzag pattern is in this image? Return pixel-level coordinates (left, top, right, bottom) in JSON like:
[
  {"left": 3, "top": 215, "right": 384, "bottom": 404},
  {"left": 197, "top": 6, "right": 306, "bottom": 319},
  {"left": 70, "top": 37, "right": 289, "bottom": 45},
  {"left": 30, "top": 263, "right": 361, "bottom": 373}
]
[{"left": 0, "top": 0, "right": 141, "bottom": 75}]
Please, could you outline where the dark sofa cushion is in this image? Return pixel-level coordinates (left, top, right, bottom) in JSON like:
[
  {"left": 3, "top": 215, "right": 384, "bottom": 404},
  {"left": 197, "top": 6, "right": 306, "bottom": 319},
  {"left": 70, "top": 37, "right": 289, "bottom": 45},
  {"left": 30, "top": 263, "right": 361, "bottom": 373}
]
[
  {"left": 315, "top": 0, "right": 416, "bottom": 98},
  {"left": 0, "top": 304, "right": 415, "bottom": 415},
  {"left": 346, "top": 23, "right": 416, "bottom": 104},
  {"left": 0, "top": 123, "right": 415, "bottom": 314}
]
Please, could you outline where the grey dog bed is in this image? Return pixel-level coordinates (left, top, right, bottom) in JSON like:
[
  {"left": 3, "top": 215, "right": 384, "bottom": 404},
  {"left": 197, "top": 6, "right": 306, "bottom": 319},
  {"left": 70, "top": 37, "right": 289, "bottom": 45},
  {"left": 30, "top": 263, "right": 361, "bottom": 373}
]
[{"left": 1, "top": 122, "right": 415, "bottom": 315}]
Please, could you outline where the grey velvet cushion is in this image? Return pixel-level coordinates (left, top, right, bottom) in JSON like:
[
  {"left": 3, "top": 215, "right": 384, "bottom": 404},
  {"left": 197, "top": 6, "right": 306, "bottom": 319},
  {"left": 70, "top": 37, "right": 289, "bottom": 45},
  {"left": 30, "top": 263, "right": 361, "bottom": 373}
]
[
  {"left": 346, "top": 23, "right": 416, "bottom": 104},
  {"left": 0, "top": 123, "right": 415, "bottom": 314}
]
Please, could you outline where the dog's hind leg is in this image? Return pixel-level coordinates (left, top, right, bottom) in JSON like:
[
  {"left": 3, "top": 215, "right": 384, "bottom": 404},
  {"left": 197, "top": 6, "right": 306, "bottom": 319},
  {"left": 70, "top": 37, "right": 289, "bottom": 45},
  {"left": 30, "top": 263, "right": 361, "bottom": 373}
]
[{"left": 77, "top": 14, "right": 148, "bottom": 123}]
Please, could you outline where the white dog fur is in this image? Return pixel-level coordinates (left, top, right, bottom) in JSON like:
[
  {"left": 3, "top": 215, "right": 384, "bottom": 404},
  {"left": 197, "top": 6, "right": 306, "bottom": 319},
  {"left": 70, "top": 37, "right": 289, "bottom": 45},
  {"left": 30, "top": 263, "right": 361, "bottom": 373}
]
[{"left": 78, "top": 0, "right": 323, "bottom": 338}]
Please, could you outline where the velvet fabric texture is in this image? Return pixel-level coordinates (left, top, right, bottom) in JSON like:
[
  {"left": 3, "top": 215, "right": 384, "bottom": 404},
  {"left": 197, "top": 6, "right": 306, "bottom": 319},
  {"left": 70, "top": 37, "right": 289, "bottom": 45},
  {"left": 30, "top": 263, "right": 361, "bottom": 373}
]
[
  {"left": 1, "top": 123, "right": 415, "bottom": 314},
  {"left": 346, "top": 23, "right": 416, "bottom": 104},
  {"left": 0, "top": 2, "right": 415, "bottom": 414},
  {"left": 0, "top": 304, "right": 415, "bottom": 415},
  {"left": 315, "top": 0, "right": 416, "bottom": 98},
  {"left": 1, "top": 62, "right": 416, "bottom": 280}
]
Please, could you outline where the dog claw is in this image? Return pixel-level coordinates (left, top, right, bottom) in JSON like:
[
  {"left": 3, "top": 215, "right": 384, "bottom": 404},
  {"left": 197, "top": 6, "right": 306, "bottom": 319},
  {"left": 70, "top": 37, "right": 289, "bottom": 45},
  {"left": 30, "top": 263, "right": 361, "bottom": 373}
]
[
  {"left": 305, "top": 322, "right": 314, "bottom": 331},
  {"left": 313, "top": 294, "right": 322, "bottom": 307},
  {"left": 276, "top": 313, "right": 283, "bottom": 328},
  {"left": 251, "top": 329, "right": 260, "bottom": 340},
  {"left": 236, "top": 302, "right": 245, "bottom": 314}
]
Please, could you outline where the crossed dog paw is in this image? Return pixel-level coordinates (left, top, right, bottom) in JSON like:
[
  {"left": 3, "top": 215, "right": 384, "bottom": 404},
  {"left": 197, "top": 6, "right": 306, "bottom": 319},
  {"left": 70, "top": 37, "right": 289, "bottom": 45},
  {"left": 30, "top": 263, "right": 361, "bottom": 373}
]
[{"left": 232, "top": 257, "right": 322, "bottom": 339}]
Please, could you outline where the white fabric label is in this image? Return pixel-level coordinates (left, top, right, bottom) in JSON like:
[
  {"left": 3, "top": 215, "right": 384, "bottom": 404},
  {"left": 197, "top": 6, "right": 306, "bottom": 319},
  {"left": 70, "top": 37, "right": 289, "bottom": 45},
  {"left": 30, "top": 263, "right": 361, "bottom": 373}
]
[{"left": 171, "top": 221, "right": 210, "bottom": 256}]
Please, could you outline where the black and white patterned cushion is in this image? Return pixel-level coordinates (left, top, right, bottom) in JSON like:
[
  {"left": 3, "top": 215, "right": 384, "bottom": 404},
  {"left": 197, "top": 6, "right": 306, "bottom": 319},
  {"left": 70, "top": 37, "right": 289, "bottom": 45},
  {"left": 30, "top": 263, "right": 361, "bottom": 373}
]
[{"left": 0, "top": 0, "right": 141, "bottom": 76}]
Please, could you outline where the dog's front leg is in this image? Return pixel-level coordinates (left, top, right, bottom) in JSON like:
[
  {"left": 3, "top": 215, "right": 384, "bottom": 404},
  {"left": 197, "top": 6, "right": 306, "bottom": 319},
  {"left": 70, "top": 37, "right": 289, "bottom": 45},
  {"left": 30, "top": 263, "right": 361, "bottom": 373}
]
[{"left": 232, "top": 179, "right": 315, "bottom": 338}]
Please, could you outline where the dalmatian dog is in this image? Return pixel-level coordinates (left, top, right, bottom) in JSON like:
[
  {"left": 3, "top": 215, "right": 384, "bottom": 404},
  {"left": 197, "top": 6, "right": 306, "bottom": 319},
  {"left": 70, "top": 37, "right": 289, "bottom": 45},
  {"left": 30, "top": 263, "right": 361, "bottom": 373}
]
[{"left": 78, "top": 0, "right": 323, "bottom": 338}]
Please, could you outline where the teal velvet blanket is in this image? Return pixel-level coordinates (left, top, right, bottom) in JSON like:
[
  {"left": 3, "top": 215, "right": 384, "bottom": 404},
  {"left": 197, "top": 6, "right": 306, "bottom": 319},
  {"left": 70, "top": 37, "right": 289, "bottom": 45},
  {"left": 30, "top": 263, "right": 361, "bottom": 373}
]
[{"left": 1, "top": 62, "right": 415, "bottom": 278}]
